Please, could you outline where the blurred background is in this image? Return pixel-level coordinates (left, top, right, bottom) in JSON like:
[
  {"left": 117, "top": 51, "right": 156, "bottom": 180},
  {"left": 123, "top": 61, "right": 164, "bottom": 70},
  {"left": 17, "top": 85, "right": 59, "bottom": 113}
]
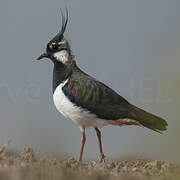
[{"left": 0, "top": 0, "right": 179, "bottom": 162}]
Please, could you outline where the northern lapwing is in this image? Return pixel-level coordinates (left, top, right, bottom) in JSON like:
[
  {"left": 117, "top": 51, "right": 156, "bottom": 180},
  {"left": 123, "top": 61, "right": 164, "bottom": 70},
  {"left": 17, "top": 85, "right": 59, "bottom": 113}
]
[{"left": 37, "top": 9, "right": 168, "bottom": 162}]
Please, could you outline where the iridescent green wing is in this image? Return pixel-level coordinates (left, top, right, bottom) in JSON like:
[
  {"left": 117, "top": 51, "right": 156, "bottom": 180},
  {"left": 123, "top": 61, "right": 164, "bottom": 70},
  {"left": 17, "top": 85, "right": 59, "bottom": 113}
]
[{"left": 62, "top": 73, "right": 130, "bottom": 120}]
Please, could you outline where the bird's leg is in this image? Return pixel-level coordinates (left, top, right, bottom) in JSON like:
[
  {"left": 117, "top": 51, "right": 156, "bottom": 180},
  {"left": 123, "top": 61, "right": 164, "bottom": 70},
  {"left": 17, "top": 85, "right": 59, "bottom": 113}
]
[
  {"left": 94, "top": 127, "right": 105, "bottom": 163},
  {"left": 79, "top": 128, "right": 86, "bottom": 162}
]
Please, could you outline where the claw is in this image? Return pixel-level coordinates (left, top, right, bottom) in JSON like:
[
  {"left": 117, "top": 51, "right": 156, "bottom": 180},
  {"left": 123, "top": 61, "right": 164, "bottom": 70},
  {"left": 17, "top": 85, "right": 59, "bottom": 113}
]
[{"left": 99, "top": 154, "right": 105, "bottom": 163}]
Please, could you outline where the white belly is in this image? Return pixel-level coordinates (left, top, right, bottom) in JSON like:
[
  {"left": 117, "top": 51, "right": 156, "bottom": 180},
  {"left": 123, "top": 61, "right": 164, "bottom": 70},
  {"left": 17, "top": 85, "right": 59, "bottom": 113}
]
[{"left": 53, "top": 79, "right": 109, "bottom": 129}]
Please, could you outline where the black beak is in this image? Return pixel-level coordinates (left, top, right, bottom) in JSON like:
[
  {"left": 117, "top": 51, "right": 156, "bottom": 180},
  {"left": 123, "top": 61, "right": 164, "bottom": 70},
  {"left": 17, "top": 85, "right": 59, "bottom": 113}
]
[{"left": 37, "top": 52, "right": 50, "bottom": 60}]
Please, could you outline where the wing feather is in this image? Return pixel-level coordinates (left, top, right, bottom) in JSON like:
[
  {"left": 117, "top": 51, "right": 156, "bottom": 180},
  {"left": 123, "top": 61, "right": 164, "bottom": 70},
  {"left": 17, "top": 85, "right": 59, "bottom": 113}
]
[{"left": 62, "top": 73, "right": 130, "bottom": 120}]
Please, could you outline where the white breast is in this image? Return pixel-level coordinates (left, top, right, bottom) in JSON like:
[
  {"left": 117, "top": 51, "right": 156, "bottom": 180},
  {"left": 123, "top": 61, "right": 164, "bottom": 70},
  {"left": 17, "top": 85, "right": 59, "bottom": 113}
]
[{"left": 53, "top": 79, "right": 109, "bottom": 129}]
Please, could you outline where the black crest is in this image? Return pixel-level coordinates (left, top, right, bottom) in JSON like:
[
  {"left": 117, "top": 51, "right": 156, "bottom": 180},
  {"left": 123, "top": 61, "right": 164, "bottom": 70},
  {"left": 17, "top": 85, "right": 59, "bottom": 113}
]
[
  {"left": 51, "top": 8, "right": 68, "bottom": 43},
  {"left": 60, "top": 7, "right": 68, "bottom": 38}
]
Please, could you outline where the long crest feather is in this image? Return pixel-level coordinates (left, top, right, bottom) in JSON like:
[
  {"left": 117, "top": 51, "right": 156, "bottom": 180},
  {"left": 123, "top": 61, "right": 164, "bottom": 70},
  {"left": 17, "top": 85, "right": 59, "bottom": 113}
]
[{"left": 60, "top": 7, "right": 68, "bottom": 37}]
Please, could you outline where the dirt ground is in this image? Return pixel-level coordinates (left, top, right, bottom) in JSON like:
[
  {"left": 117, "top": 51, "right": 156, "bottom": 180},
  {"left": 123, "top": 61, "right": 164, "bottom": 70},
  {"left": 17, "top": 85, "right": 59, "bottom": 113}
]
[{"left": 0, "top": 142, "right": 179, "bottom": 180}]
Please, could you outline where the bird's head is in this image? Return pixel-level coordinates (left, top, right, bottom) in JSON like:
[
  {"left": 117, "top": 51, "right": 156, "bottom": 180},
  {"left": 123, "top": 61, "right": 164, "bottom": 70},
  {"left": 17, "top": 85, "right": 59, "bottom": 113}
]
[{"left": 37, "top": 8, "right": 72, "bottom": 64}]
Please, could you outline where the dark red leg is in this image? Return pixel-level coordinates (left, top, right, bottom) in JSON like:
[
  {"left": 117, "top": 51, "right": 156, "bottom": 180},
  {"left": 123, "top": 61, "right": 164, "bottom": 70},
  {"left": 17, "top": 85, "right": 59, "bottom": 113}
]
[
  {"left": 94, "top": 127, "right": 105, "bottom": 162},
  {"left": 79, "top": 129, "right": 86, "bottom": 162}
]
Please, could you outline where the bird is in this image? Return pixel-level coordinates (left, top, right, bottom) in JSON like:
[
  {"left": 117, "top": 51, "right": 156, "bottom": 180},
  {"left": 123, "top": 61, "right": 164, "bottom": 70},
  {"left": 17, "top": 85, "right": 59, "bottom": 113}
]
[{"left": 37, "top": 8, "right": 168, "bottom": 162}]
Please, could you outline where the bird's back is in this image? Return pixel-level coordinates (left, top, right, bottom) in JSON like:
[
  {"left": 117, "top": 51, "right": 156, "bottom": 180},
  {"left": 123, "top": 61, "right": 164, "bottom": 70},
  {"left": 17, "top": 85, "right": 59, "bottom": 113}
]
[{"left": 62, "top": 64, "right": 167, "bottom": 132}]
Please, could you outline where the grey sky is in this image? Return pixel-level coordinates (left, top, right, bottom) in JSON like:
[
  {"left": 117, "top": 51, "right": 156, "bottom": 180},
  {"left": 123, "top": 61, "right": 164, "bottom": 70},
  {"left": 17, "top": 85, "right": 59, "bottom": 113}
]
[{"left": 0, "top": 0, "right": 180, "bottom": 161}]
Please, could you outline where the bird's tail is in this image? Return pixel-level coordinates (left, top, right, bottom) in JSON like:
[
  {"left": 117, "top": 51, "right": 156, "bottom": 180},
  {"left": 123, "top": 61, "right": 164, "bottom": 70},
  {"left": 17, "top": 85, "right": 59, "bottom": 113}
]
[{"left": 128, "top": 105, "right": 168, "bottom": 133}]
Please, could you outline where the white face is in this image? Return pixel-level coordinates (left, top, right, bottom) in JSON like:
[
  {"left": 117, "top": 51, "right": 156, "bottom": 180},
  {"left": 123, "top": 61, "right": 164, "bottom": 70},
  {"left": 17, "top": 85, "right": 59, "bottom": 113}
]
[{"left": 53, "top": 50, "right": 69, "bottom": 63}]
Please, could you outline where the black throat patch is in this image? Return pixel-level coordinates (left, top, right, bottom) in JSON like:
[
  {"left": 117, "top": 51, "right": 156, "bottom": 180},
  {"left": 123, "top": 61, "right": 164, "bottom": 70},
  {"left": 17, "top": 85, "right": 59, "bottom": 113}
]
[{"left": 53, "top": 62, "right": 71, "bottom": 93}]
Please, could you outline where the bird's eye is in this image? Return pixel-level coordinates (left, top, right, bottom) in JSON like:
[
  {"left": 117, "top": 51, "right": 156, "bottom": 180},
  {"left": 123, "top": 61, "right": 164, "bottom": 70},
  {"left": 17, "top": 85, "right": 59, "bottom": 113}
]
[{"left": 49, "top": 43, "right": 58, "bottom": 50}]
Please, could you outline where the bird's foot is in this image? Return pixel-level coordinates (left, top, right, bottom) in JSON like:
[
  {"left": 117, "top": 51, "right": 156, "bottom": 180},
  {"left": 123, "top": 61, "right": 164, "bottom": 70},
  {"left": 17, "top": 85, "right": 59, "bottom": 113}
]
[
  {"left": 78, "top": 157, "right": 83, "bottom": 163},
  {"left": 99, "top": 154, "right": 105, "bottom": 163}
]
